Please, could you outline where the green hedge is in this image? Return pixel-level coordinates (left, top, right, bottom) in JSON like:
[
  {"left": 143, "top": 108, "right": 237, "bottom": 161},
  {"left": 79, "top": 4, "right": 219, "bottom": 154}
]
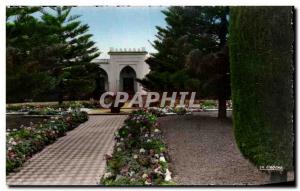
[{"left": 229, "top": 7, "right": 294, "bottom": 170}]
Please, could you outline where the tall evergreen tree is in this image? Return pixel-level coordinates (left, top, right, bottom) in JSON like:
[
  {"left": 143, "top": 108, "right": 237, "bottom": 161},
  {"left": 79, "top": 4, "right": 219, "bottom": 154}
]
[
  {"left": 186, "top": 7, "right": 230, "bottom": 118},
  {"left": 139, "top": 6, "right": 230, "bottom": 118},
  {"left": 6, "top": 6, "right": 58, "bottom": 102},
  {"left": 41, "top": 7, "right": 100, "bottom": 103},
  {"left": 6, "top": 6, "right": 100, "bottom": 103},
  {"left": 139, "top": 7, "right": 204, "bottom": 92}
]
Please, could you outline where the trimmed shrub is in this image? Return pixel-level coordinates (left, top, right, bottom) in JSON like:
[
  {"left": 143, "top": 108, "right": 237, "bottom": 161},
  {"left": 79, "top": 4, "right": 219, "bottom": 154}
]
[{"left": 229, "top": 7, "right": 294, "bottom": 171}]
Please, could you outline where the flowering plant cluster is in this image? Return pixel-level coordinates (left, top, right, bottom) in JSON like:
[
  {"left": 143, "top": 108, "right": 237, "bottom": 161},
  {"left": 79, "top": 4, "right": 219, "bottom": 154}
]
[
  {"left": 6, "top": 111, "right": 88, "bottom": 173},
  {"left": 28, "top": 107, "right": 62, "bottom": 115},
  {"left": 101, "top": 110, "right": 174, "bottom": 185},
  {"left": 147, "top": 106, "right": 190, "bottom": 117},
  {"left": 6, "top": 101, "right": 97, "bottom": 113}
]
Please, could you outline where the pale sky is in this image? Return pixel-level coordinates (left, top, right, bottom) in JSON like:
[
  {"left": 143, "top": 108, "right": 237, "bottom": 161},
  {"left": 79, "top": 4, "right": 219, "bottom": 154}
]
[{"left": 71, "top": 6, "right": 167, "bottom": 58}]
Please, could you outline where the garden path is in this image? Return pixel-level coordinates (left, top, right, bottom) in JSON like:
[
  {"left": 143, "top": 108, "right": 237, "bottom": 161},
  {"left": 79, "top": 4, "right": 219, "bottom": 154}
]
[
  {"left": 159, "top": 112, "right": 273, "bottom": 185},
  {"left": 7, "top": 115, "right": 127, "bottom": 185}
]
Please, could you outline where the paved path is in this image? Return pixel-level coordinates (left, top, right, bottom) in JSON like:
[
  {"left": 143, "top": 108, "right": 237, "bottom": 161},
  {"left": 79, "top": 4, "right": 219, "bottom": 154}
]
[
  {"left": 159, "top": 112, "right": 273, "bottom": 185},
  {"left": 7, "top": 115, "right": 127, "bottom": 186}
]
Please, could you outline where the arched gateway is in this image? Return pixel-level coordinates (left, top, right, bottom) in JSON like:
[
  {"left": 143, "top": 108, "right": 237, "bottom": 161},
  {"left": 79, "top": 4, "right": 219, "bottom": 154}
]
[
  {"left": 119, "top": 66, "right": 137, "bottom": 95},
  {"left": 91, "top": 48, "right": 150, "bottom": 94}
]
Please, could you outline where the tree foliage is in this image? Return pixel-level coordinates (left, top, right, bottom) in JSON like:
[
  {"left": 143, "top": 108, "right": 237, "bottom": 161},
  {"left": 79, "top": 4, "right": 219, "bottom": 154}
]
[
  {"left": 6, "top": 6, "right": 100, "bottom": 103},
  {"left": 6, "top": 6, "right": 57, "bottom": 102},
  {"left": 40, "top": 7, "right": 100, "bottom": 103},
  {"left": 139, "top": 6, "right": 230, "bottom": 118},
  {"left": 229, "top": 6, "right": 294, "bottom": 172}
]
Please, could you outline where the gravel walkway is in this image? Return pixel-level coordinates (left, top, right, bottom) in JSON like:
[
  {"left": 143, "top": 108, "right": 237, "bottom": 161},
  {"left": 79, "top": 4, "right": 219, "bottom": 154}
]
[
  {"left": 159, "top": 112, "right": 272, "bottom": 185},
  {"left": 7, "top": 115, "right": 127, "bottom": 186}
]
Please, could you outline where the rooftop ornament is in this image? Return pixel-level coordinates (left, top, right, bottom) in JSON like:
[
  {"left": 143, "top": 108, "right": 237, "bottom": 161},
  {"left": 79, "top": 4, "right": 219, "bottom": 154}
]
[{"left": 108, "top": 47, "right": 147, "bottom": 53}]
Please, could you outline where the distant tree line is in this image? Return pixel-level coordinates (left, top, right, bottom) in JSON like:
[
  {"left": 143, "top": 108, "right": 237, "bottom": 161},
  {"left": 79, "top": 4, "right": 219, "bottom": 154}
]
[{"left": 6, "top": 6, "right": 100, "bottom": 103}]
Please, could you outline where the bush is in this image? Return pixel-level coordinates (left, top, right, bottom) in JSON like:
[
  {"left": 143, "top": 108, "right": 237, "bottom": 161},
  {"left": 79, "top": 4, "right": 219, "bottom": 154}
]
[
  {"left": 201, "top": 100, "right": 217, "bottom": 109},
  {"left": 66, "top": 111, "right": 89, "bottom": 124},
  {"left": 28, "top": 107, "right": 61, "bottom": 115},
  {"left": 229, "top": 7, "right": 294, "bottom": 171}
]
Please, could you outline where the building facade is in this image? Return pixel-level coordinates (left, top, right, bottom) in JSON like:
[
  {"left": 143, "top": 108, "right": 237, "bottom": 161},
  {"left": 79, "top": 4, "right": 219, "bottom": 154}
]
[{"left": 91, "top": 48, "right": 150, "bottom": 94}]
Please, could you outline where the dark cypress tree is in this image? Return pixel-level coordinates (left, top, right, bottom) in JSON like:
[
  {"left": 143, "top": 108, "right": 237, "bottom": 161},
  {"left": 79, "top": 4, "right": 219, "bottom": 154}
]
[{"left": 229, "top": 6, "right": 294, "bottom": 182}]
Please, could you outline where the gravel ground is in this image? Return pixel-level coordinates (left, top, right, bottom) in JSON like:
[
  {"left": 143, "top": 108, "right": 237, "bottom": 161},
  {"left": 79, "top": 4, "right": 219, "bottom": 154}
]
[{"left": 159, "top": 111, "right": 293, "bottom": 185}]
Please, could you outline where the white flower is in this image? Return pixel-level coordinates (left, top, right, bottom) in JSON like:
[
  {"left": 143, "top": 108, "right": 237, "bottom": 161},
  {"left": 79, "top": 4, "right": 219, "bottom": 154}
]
[
  {"left": 13, "top": 128, "right": 17, "bottom": 132},
  {"left": 129, "top": 171, "right": 135, "bottom": 177},
  {"left": 154, "top": 167, "right": 162, "bottom": 174},
  {"left": 115, "top": 132, "right": 120, "bottom": 138},
  {"left": 154, "top": 129, "right": 160, "bottom": 133},
  {"left": 145, "top": 180, "right": 151, "bottom": 185},
  {"left": 139, "top": 148, "right": 145, "bottom": 153},
  {"left": 154, "top": 154, "right": 159, "bottom": 159},
  {"left": 133, "top": 154, "right": 138, "bottom": 159},
  {"left": 68, "top": 107, "right": 72, "bottom": 112},
  {"left": 142, "top": 173, "right": 148, "bottom": 179},
  {"left": 11, "top": 141, "right": 17, "bottom": 146},
  {"left": 116, "top": 142, "right": 121, "bottom": 147},
  {"left": 103, "top": 172, "right": 112, "bottom": 179},
  {"left": 117, "top": 147, "right": 122, "bottom": 152},
  {"left": 159, "top": 156, "right": 166, "bottom": 162},
  {"left": 144, "top": 133, "right": 149, "bottom": 138},
  {"left": 164, "top": 169, "right": 172, "bottom": 181},
  {"left": 147, "top": 139, "right": 151, "bottom": 143},
  {"left": 8, "top": 137, "right": 14, "bottom": 143},
  {"left": 120, "top": 138, "right": 124, "bottom": 141}
]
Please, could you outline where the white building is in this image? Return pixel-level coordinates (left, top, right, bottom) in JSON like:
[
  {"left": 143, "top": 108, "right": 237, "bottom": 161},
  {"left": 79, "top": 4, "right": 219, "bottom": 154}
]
[{"left": 91, "top": 47, "right": 150, "bottom": 94}]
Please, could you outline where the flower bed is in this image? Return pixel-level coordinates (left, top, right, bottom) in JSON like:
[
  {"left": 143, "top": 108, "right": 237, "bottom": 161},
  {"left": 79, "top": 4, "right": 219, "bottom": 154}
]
[
  {"left": 27, "top": 107, "right": 62, "bottom": 115},
  {"left": 6, "top": 111, "right": 88, "bottom": 173},
  {"left": 101, "top": 110, "right": 174, "bottom": 185},
  {"left": 6, "top": 101, "right": 97, "bottom": 113},
  {"left": 147, "top": 106, "right": 190, "bottom": 117}
]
